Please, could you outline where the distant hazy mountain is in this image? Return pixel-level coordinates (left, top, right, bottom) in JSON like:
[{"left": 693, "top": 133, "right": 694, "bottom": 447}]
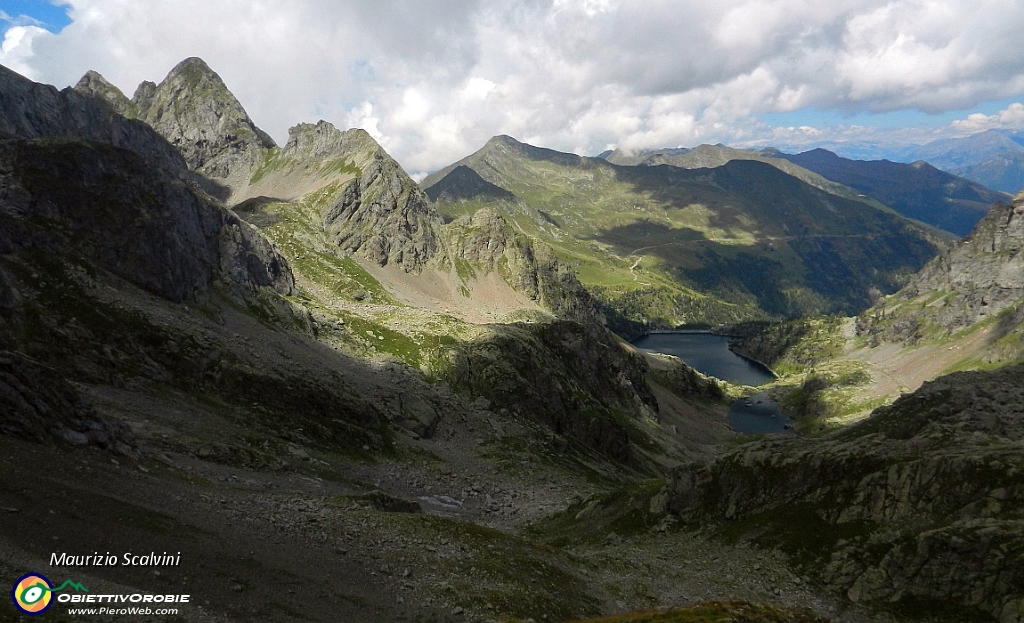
[
  {"left": 897, "top": 129, "right": 1024, "bottom": 194},
  {"left": 905, "top": 129, "right": 1024, "bottom": 171},
  {"left": 776, "top": 148, "right": 1009, "bottom": 236},
  {"left": 952, "top": 152, "right": 1024, "bottom": 194}
]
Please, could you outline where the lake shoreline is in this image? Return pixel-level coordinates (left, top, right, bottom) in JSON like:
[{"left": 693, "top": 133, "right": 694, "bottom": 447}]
[
  {"left": 631, "top": 333, "right": 775, "bottom": 387},
  {"left": 631, "top": 332, "right": 793, "bottom": 434},
  {"left": 639, "top": 330, "right": 778, "bottom": 379}
]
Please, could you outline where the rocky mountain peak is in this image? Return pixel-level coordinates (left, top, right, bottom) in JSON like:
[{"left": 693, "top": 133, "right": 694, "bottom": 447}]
[
  {"left": 292, "top": 123, "right": 441, "bottom": 271},
  {"left": 72, "top": 70, "right": 131, "bottom": 115},
  {"left": 170, "top": 56, "right": 216, "bottom": 78},
  {"left": 127, "top": 56, "right": 276, "bottom": 177},
  {"left": 237, "top": 118, "right": 442, "bottom": 272},
  {"left": 283, "top": 121, "right": 379, "bottom": 164},
  {"left": 0, "top": 64, "right": 185, "bottom": 168}
]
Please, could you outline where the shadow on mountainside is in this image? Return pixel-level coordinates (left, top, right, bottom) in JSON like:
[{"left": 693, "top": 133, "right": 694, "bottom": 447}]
[{"left": 599, "top": 160, "right": 941, "bottom": 318}]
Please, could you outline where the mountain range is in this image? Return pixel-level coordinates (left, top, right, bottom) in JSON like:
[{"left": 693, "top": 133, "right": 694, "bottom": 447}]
[
  {"left": 901, "top": 129, "right": 1024, "bottom": 195},
  {"left": 602, "top": 143, "right": 1010, "bottom": 237},
  {"left": 424, "top": 136, "right": 946, "bottom": 330},
  {"left": 2, "top": 57, "right": 1024, "bottom": 623},
  {"left": 777, "top": 148, "right": 1008, "bottom": 237}
]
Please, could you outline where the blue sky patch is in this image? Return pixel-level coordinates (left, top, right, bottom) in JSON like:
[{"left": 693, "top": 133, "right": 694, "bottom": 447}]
[
  {"left": 0, "top": 0, "right": 72, "bottom": 33},
  {"left": 761, "top": 97, "right": 1024, "bottom": 132}
]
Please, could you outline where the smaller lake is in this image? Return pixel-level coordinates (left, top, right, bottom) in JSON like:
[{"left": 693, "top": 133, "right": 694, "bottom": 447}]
[
  {"left": 631, "top": 332, "right": 775, "bottom": 387},
  {"left": 727, "top": 393, "right": 795, "bottom": 434},
  {"left": 632, "top": 332, "right": 794, "bottom": 434}
]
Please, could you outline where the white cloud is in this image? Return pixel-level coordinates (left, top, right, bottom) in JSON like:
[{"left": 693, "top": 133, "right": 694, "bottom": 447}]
[
  {"left": 3, "top": 0, "right": 1024, "bottom": 171},
  {"left": 950, "top": 103, "right": 1024, "bottom": 133},
  {"left": 1, "top": 25, "right": 48, "bottom": 79}
]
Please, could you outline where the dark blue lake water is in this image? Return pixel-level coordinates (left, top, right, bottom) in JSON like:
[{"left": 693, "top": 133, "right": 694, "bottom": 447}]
[
  {"left": 631, "top": 332, "right": 794, "bottom": 434},
  {"left": 631, "top": 332, "right": 775, "bottom": 386},
  {"left": 727, "top": 392, "right": 794, "bottom": 434}
]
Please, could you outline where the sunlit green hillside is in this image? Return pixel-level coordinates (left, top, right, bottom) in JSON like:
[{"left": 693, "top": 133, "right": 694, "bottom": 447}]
[{"left": 424, "top": 136, "right": 943, "bottom": 332}]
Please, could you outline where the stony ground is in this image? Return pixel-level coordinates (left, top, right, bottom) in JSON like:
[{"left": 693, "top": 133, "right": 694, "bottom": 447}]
[
  {"left": 0, "top": 374, "right": 903, "bottom": 623},
  {"left": 830, "top": 317, "right": 997, "bottom": 424}
]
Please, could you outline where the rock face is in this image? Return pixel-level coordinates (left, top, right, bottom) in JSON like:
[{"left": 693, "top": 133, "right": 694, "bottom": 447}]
[
  {"left": 666, "top": 363, "right": 1024, "bottom": 621},
  {"left": 298, "top": 122, "right": 441, "bottom": 270},
  {"left": 73, "top": 70, "right": 132, "bottom": 115},
  {"left": 0, "top": 135, "right": 292, "bottom": 302},
  {"left": 444, "top": 208, "right": 604, "bottom": 324},
  {"left": 444, "top": 319, "right": 656, "bottom": 464},
  {"left": 96, "top": 57, "right": 278, "bottom": 178},
  {"left": 0, "top": 64, "right": 293, "bottom": 303},
  {"left": 900, "top": 197, "right": 1024, "bottom": 322},
  {"left": 858, "top": 194, "right": 1024, "bottom": 345},
  {"left": 0, "top": 65, "right": 186, "bottom": 168}
]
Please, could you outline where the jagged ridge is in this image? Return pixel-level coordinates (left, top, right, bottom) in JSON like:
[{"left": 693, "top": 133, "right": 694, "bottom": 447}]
[{"left": 857, "top": 193, "right": 1024, "bottom": 358}]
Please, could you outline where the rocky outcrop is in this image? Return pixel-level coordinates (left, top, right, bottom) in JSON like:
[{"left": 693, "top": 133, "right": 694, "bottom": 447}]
[
  {"left": 666, "top": 363, "right": 1024, "bottom": 621},
  {"left": 648, "top": 358, "right": 724, "bottom": 400},
  {"left": 0, "top": 64, "right": 294, "bottom": 302},
  {"left": 903, "top": 197, "right": 1024, "bottom": 320},
  {"left": 73, "top": 70, "right": 132, "bottom": 116},
  {"left": 294, "top": 122, "right": 440, "bottom": 271},
  {"left": 858, "top": 194, "right": 1024, "bottom": 345},
  {"left": 444, "top": 208, "right": 604, "bottom": 324},
  {"left": 443, "top": 319, "right": 655, "bottom": 464}
]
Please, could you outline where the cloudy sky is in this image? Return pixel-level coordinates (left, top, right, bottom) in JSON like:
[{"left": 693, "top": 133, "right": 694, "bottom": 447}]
[{"left": 3, "top": 0, "right": 1024, "bottom": 176}]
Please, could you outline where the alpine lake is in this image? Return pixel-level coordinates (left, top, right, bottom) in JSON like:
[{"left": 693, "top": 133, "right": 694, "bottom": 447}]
[{"left": 631, "top": 332, "right": 794, "bottom": 434}]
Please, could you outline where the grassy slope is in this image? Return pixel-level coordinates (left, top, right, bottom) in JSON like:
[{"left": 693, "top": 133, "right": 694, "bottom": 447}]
[{"left": 424, "top": 138, "right": 942, "bottom": 328}]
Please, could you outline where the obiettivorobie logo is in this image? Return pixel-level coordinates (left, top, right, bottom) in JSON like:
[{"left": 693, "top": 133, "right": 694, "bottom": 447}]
[
  {"left": 11, "top": 571, "right": 191, "bottom": 617},
  {"left": 11, "top": 573, "right": 88, "bottom": 615}
]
